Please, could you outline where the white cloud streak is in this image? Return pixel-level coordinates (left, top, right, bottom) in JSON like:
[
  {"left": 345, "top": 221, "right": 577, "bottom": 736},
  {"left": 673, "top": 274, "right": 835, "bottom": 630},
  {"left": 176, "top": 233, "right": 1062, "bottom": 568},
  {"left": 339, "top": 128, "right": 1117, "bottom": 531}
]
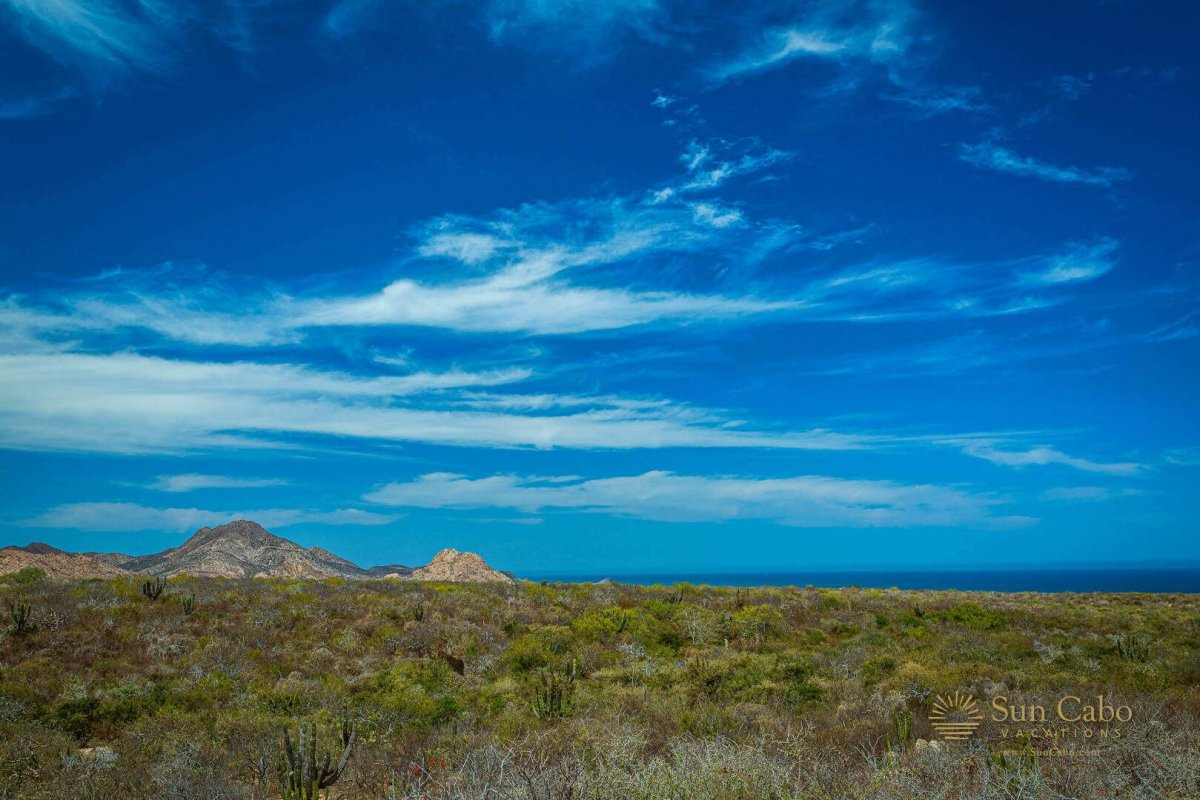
[
  {"left": 1163, "top": 448, "right": 1200, "bottom": 467},
  {"left": 364, "top": 470, "right": 1029, "bottom": 528},
  {"left": 148, "top": 474, "right": 288, "bottom": 493},
  {"left": 1038, "top": 486, "right": 1138, "bottom": 502},
  {"left": 1019, "top": 238, "right": 1118, "bottom": 285},
  {"left": 1, "top": 184, "right": 808, "bottom": 341},
  {"left": 484, "top": 0, "right": 663, "bottom": 57},
  {"left": 0, "top": 351, "right": 888, "bottom": 454},
  {"left": 0, "top": 348, "right": 1133, "bottom": 483},
  {"left": 958, "top": 142, "right": 1133, "bottom": 188},
  {"left": 709, "top": 0, "right": 918, "bottom": 84},
  {"left": 1, "top": 0, "right": 181, "bottom": 75},
  {"left": 0, "top": 230, "right": 1124, "bottom": 349},
  {"left": 885, "top": 85, "right": 988, "bottom": 116},
  {"left": 957, "top": 444, "right": 1143, "bottom": 476}
]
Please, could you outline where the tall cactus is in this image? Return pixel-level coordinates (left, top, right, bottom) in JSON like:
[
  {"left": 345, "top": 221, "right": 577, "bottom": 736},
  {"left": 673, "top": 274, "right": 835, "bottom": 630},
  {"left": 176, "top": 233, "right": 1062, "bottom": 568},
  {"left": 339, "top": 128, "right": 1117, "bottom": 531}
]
[
  {"left": 141, "top": 577, "right": 166, "bottom": 601},
  {"left": 1114, "top": 633, "right": 1150, "bottom": 662},
  {"left": 532, "top": 659, "right": 576, "bottom": 719},
  {"left": 8, "top": 600, "right": 32, "bottom": 635},
  {"left": 279, "top": 714, "right": 356, "bottom": 800}
]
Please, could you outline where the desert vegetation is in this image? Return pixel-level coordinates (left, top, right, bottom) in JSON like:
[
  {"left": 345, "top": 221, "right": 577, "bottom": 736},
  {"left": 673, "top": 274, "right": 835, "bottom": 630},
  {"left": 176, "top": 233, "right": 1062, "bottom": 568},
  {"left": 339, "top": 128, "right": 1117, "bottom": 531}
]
[{"left": 0, "top": 566, "right": 1197, "bottom": 798}]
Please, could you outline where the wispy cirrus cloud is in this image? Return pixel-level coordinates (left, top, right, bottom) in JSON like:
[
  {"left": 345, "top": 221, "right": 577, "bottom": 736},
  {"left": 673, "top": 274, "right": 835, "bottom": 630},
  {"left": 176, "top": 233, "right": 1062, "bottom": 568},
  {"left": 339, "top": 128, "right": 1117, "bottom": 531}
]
[
  {"left": 0, "top": 146, "right": 807, "bottom": 342},
  {"left": 1052, "top": 73, "right": 1094, "bottom": 101},
  {"left": 801, "top": 307, "right": 1198, "bottom": 381},
  {"left": 0, "top": 211, "right": 1123, "bottom": 349},
  {"left": 484, "top": 0, "right": 663, "bottom": 57},
  {"left": 364, "top": 470, "right": 1030, "bottom": 529},
  {"left": 0, "top": 86, "right": 75, "bottom": 119},
  {"left": 884, "top": 84, "right": 988, "bottom": 116},
  {"left": 321, "top": 0, "right": 665, "bottom": 58},
  {"left": 708, "top": 0, "right": 919, "bottom": 85},
  {"left": 958, "top": 141, "right": 1133, "bottom": 188},
  {"left": 955, "top": 443, "right": 1143, "bottom": 475},
  {"left": 1, "top": 0, "right": 182, "bottom": 77},
  {"left": 297, "top": 192, "right": 794, "bottom": 334},
  {"left": 1163, "top": 447, "right": 1200, "bottom": 467},
  {"left": 676, "top": 138, "right": 792, "bottom": 191},
  {"left": 0, "top": 351, "right": 891, "bottom": 454},
  {"left": 1018, "top": 238, "right": 1118, "bottom": 285},
  {"left": 321, "top": 0, "right": 386, "bottom": 40},
  {"left": 0, "top": 346, "right": 1136, "bottom": 488},
  {"left": 20, "top": 501, "right": 396, "bottom": 531},
  {"left": 796, "top": 237, "right": 1120, "bottom": 322},
  {"left": 148, "top": 474, "right": 289, "bottom": 493},
  {"left": 1038, "top": 486, "right": 1139, "bottom": 502}
]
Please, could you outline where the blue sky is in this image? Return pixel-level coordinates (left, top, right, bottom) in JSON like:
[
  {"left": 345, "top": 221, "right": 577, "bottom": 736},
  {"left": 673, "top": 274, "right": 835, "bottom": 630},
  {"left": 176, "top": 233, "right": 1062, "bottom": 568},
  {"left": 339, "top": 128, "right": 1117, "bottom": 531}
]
[{"left": 0, "top": 0, "right": 1197, "bottom": 573}]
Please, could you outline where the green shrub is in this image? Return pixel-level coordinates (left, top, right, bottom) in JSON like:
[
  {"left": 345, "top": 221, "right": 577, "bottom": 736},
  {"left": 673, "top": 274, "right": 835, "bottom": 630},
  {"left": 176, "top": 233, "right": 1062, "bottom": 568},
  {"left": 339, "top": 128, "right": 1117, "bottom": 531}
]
[
  {"left": 861, "top": 654, "right": 898, "bottom": 686},
  {"left": 572, "top": 607, "right": 630, "bottom": 644},
  {"left": 933, "top": 601, "right": 1006, "bottom": 630},
  {"left": 2, "top": 567, "right": 45, "bottom": 587},
  {"left": 733, "top": 605, "right": 787, "bottom": 645},
  {"left": 52, "top": 695, "right": 101, "bottom": 741},
  {"left": 505, "top": 634, "right": 553, "bottom": 672}
]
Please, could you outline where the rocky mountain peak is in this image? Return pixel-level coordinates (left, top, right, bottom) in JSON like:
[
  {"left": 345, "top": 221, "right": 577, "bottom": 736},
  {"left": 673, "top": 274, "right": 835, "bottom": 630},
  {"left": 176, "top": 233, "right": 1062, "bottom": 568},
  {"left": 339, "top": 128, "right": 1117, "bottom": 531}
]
[
  {"left": 181, "top": 520, "right": 280, "bottom": 550},
  {"left": 409, "top": 548, "right": 513, "bottom": 583},
  {"left": 122, "top": 519, "right": 356, "bottom": 579},
  {"left": 18, "top": 542, "right": 66, "bottom": 555}
]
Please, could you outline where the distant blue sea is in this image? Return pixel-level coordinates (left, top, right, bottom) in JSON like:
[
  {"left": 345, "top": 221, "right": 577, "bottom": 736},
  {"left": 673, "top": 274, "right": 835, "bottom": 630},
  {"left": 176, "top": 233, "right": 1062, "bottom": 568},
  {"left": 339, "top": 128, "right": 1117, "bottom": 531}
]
[{"left": 522, "top": 569, "right": 1200, "bottom": 593}]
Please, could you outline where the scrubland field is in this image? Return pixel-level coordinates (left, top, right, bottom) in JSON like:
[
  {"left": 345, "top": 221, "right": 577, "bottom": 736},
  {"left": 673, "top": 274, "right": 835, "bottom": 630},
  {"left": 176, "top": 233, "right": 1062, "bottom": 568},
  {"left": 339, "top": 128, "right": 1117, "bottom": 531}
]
[{"left": 1, "top": 568, "right": 1198, "bottom": 799}]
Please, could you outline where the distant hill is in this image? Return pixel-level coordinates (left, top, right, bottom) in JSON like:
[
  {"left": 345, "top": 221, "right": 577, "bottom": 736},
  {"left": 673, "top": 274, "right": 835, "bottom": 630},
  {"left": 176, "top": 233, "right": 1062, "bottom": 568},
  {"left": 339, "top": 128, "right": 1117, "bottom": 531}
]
[
  {"left": 1, "top": 520, "right": 511, "bottom": 583},
  {"left": 120, "top": 520, "right": 368, "bottom": 579},
  {"left": 409, "top": 548, "right": 513, "bottom": 583},
  {"left": 83, "top": 551, "right": 137, "bottom": 569},
  {"left": 364, "top": 564, "right": 415, "bottom": 577},
  {"left": 0, "top": 542, "right": 130, "bottom": 579}
]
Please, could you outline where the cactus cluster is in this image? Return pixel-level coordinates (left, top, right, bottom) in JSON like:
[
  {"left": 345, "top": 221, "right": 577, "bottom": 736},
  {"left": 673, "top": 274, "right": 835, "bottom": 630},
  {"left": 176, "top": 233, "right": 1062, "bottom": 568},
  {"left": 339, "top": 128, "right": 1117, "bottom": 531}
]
[
  {"left": 888, "top": 707, "right": 913, "bottom": 751},
  {"left": 180, "top": 593, "right": 198, "bottom": 615},
  {"left": 279, "top": 714, "right": 356, "bottom": 800},
  {"left": 532, "top": 659, "right": 576, "bottom": 720},
  {"left": 8, "top": 600, "right": 32, "bottom": 636},
  {"left": 141, "top": 577, "right": 166, "bottom": 601},
  {"left": 1114, "top": 632, "right": 1151, "bottom": 662}
]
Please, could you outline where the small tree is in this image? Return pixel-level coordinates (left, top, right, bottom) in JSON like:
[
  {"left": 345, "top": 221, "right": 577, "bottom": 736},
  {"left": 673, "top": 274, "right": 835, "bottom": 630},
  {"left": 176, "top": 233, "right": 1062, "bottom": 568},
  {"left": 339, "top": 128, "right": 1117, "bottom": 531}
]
[{"left": 681, "top": 607, "right": 716, "bottom": 646}]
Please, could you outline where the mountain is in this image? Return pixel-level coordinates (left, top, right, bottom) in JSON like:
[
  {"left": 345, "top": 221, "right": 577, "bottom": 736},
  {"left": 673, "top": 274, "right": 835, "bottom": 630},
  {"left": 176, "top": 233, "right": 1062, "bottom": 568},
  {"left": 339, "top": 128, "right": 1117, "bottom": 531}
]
[
  {"left": 0, "top": 543, "right": 131, "bottom": 579},
  {"left": 0, "top": 521, "right": 513, "bottom": 582},
  {"left": 121, "top": 520, "right": 368, "bottom": 579},
  {"left": 364, "top": 564, "right": 415, "bottom": 578},
  {"left": 83, "top": 551, "right": 136, "bottom": 569},
  {"left": 408, "top": 548, "right": 514, "bottom": 583}
]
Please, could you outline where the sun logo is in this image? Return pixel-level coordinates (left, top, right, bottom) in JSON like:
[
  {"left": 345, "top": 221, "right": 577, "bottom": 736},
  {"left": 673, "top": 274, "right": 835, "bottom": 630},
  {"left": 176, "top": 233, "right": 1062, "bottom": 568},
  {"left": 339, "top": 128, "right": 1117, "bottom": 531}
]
[{"left": 929, "top": 691, "right": 984, "bottom": 742}]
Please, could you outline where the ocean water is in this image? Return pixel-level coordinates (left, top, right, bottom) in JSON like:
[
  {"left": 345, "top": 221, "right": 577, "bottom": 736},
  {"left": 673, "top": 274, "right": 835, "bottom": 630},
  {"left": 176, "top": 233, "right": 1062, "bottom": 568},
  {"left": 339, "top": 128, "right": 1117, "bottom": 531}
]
[{"left": 521, "top": 569, "right": 1200, "bottom": 593}]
